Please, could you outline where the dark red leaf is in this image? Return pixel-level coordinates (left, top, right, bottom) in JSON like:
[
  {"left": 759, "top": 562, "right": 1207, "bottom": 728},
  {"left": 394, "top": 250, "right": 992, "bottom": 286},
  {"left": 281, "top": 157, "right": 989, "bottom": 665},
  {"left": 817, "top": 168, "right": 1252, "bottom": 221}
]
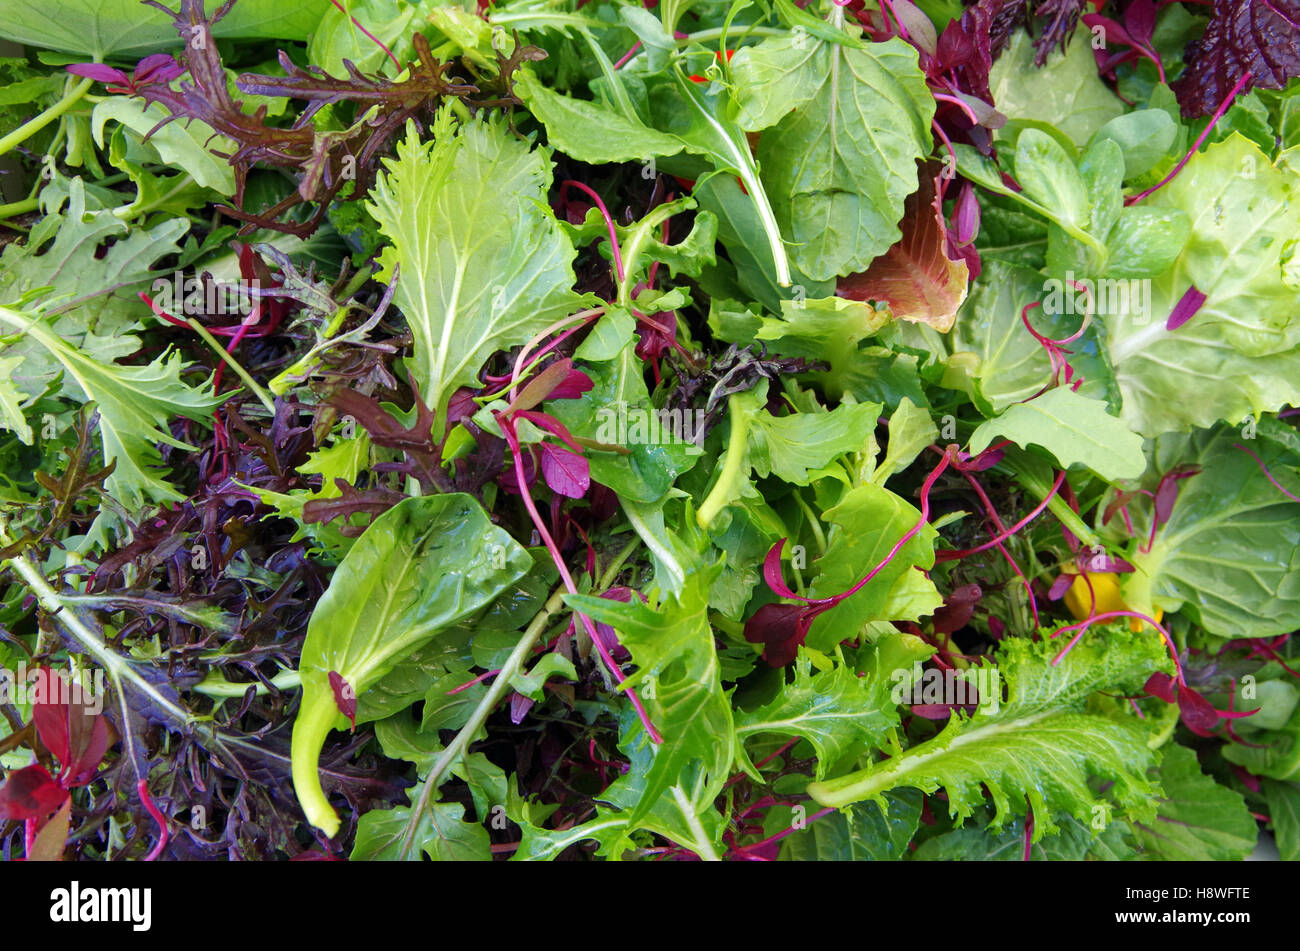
[
  {"left": 743, "top": 602, "right": 823, "bottom": 668},
  {"left": 1172, "top": 0, "right": 1300, "bottom": 117},
  {"left": 0, "top": 765, "right": 69, "bottom": 821},
  {"left": 1144, "top": 671, "right": 1178, "bottom": 703},
  {"left": 1177, "top": 684, "right": 1221, "bottom": 736},
  {"left": 66, "top": 63, "right": 129, "bottom": 84},
  {"left": 932, "top": 584, "right": 982, "bottom": 634},
  {"left": 29, "top": 668, "right": 109, "bottom": 787},
  {"left": 329, "top": 671, "right": 357, "bottom": 732}
]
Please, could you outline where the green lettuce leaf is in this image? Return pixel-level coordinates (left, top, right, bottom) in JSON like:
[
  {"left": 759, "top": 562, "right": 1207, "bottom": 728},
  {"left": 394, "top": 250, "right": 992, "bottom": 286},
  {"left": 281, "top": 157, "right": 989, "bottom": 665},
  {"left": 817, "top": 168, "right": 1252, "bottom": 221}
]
[
  {"left": 1122, "top": 420, "right": 1300, "bottom": 639},
  {"left": 729, "top": 34, "right": 934, "bottom": 280},
  {"left": 367, "top": 110, "right": 590, "bottom": 434},
  {"left": 807, "top": 624, "right": 1170, "bottom": 840}
]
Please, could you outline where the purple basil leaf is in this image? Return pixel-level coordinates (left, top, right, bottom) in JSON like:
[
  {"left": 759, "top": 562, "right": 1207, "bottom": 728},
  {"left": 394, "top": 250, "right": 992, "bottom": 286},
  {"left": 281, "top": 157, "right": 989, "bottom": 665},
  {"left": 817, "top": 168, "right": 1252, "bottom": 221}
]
[{"left": 134, "top": 53, "right": 185, "bottom": 85}]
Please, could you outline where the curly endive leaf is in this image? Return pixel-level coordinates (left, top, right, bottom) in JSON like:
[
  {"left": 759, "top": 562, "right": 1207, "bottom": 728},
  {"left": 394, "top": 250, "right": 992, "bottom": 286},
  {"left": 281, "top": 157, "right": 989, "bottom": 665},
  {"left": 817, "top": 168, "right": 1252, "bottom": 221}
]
[
  {"left": 807, "top": 624, "right": 1170, "bottom": 840},
  {"left": 367, "top": 109, "right": 590, "bottom": 436}
]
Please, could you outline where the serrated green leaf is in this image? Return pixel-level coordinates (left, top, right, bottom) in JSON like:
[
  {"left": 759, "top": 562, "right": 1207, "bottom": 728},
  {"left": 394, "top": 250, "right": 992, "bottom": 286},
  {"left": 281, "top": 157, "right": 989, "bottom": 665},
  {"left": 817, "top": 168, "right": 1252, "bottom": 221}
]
[
  {"left": 968, "top": 386, "right": 1146, "bottom": 482},
  {"left": 734, "top": 651, "right": 898, "bottom": 781},
  {"left": 808, "top": 624, "right": 1170, "bottom": 840},
  {"left": 367, "top": 111, "right": 590, "bottom": 434},
  {"left": 1133, "top": 744, "right": 1258, "bottom": 860}
]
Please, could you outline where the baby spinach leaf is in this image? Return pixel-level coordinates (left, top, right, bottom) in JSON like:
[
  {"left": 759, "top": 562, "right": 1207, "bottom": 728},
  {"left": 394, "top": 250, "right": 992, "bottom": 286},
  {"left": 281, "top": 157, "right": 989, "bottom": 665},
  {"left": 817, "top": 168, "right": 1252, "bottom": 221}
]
[{"left": 291, "top": 493, "right": 532, "bottom": 838}]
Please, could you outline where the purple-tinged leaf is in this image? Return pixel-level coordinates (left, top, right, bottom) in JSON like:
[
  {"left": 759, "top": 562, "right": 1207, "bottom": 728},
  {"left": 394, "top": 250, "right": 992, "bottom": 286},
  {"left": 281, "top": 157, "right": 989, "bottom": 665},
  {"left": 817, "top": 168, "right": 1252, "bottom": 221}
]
[
  {"left": 762, "top": 540, "right": 802, "bottom": 600},
  {"left": 743, "top": 602, "right": 815, "bottom": 668},
  {"left": 66, "top": 63, "right": 128, "bottom": 84},
  {"left": 1177, "top": 684, "right": 1221, "bottom": 737},
  {"left": 1172, "top": 0, "right": 1300, "bottom": 117},
  {"left": 538, "top": 442, "right": 590, "bottom": 498},
  {"left": 1166, "top": 285, "right": 1207, "bottom": 331},
  {"left": 515, "top": 410, "right": 584, "bottom": 453},
  {"left": 30, "top": 668, "right": 109, "bottom": 787},
  {"left": 134, "top": 53, "right": 185, "bottom": 86},
  {"left": 1144, "top": 671, "right": 1178, "bottom": 704},
  {"left": 932, "top": 584, "right": 982, "bottom": 634},
  {"left": 329, "top": 671, "right": 357, "bottom": 732},
  {"left": 509, "top": 691, "right": 534, "bottom": 724},
  {"left": 0, "top": 765, "right": 68, "bottom": 821}
]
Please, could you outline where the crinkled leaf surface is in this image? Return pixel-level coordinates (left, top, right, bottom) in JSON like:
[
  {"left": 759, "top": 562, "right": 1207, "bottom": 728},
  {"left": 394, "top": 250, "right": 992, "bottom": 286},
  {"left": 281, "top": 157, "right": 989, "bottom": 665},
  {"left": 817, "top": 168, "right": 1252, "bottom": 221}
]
[
  {"left": 807, "top": 624, "right": 1169, "bottom": 840},
  {"left": 367, "top": 111, "right": 590, "bottom": 430}
]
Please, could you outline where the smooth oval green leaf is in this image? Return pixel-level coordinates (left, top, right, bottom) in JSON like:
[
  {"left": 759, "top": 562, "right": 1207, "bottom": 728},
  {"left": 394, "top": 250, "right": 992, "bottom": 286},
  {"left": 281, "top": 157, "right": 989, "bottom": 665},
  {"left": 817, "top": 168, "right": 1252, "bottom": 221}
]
[{"left": 291, "top": 493, "right": 531, "bottom": 837}]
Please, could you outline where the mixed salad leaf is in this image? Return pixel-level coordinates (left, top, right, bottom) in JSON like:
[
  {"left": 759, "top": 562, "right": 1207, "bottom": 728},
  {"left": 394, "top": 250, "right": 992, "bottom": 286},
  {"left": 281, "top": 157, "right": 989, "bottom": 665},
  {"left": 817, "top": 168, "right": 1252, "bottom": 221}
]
[{"left": 0, "top": 0, "right": 1298, "bottom": 863}]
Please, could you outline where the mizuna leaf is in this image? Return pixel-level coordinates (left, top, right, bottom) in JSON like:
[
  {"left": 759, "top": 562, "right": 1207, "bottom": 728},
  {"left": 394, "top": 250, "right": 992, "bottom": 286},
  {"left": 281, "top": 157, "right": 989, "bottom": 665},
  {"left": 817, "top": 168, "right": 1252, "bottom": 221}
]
[
  {"left": 837, "top": 164, "right": 970, "bottom": 332},
  {"left": 291, "top": 494, "right": 532, "bottom": 838},
  {"left": 1132, "top": 743, "right": 1258, "bottom": 860},
  {"left": 0, "top": 306, "right": 221, "bottom": 516},
  {"left": 566, "top": 567, "right": 734, "bottom": 828},
  {"left": 366, "top": 109, "right": 590, "bottom": 437},
  {"left": 807, "top": 623, "right": 1170, "bottom": 840},
  {"left": 0, "top": 178, "right": 189, "bottom": 402},
  {"left": 967, "top": 386, "right": 1146, "bottom": 482}
]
